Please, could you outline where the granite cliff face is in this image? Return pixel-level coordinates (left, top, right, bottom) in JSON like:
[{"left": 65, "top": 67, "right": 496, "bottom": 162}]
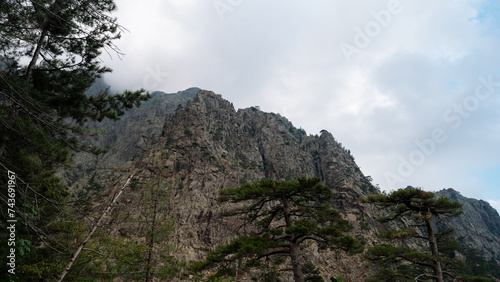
[
  {"left": 67, "top": 89, "right": 500, "bottom": 279},
  {"left": 437, "top": 189, "right": 500, "bottom": 260},
  {"left": 63, "top": 87, "right": 199, "bottom": 199}
]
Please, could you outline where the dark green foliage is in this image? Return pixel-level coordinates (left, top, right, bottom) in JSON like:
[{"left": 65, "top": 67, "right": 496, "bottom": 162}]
[
  {"left": 1, "top": 0, "right": 150, "bottom": 172},
  {"left": 303, "top": 262, "right": 324, "bottom": 282},
  {"left": 330, "top": 274, "right": 345, "bottom": 282},
  {"left": 453, "top": 247, "right": 500, "bottom": 280},
  {"left": 366, "top": 186, "right": 463, "bottom": 223},
  {"left": 62, "top": 172, "right": 180, "bottom": 281},
  {"left": 364, "top": 244, "right": 436, "bottom": 281},
  {"left": 193, "top": 235, "right": 280, "bottom": 272},
  {"left": 457, "top": 275, "right": 495, "bottom": 282},
  {"left": 0, "top": 0, "right": 149, "bottom": 278},
  {"left": 363, "top": 186, "right": 493, "bottom": 281},
  {"left": 195, "top": 177, "right": 362, "bottom": 281}
]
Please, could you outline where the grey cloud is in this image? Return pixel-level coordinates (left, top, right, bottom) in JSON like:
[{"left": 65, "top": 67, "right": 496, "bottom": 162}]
[{"left": 101, "top": 0, "right": 500, "bottom": 208}]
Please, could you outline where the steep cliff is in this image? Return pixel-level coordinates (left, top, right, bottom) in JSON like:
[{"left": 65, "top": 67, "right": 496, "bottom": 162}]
[
  {"left": 437, "top": 188, "right": 500, "bottom": 260},
  {"left": 67, "top": 89, "right": 500, "bottom": 279},
  {"left": 63, "top": 87, "right": 199, "bottom": 200}
]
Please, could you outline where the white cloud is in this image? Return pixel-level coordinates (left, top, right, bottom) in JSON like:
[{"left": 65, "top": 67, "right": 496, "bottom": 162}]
[{"left": 102, "top": 0, "right": 500, "bottom": 201}]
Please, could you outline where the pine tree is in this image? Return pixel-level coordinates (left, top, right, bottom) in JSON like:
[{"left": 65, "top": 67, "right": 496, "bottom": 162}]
[
  {"left": 138, "top": 171, "right": 177, "bottom": 282},
  {"left": 0, "top": 0, "right": 149, "bottom": 278},
  {"left": 1, "top": 0, "right": 150, "bottom": 167},
  {"left": 61, "top": 172, "right": 181, "bottom": 281},
  {"left": 363, "top": 186, "right": 463, "bottom": 282},
  {"left": 194, "top": 177, "right": 362, "bottom": 282}
]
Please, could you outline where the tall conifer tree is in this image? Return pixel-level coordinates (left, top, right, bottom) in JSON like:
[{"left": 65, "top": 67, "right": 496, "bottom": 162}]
[
  {"left": 0, "top": 0, "right": 149, "bottom": 278},
  {"left": 194, "top": 177, "right": 362, "bottom": 282},
  {"left": 363, "top": 186, "right": 463, "bottom": 281}
]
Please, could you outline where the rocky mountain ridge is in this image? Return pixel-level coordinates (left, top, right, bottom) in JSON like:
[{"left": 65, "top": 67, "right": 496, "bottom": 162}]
[
  {"left": 436, "top": 188, "right": 500, "bottom": 259},
  {"left": 66, "top": 88, "right": 500, "bottom": 279},
  {"left": 64, "top": 87, "right": 199, "bottom": 197}
]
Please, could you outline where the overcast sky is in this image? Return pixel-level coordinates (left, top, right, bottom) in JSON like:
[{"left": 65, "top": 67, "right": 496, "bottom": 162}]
[{"left": 101, "top": 0, "right": 500, "bottom": 212}]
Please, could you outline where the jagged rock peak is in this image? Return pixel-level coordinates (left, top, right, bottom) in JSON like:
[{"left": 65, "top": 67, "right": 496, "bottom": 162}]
[
  {"left": 436, "top": 188, "right": 500, "bottom": 260},
  {"left": 151, "top": 86, "right": 201, "bottom": 97}
]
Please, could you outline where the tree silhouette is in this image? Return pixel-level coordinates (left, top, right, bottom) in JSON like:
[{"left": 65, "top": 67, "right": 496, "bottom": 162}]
[
  {"left": 363, "top": 186, "right": 463, "bottom": 282},
  {"left": 194, "top": 177, "right": 362, "bottom": 282},
  {"left": 0, "top": 0, "right": 149, "bottom": 278}
]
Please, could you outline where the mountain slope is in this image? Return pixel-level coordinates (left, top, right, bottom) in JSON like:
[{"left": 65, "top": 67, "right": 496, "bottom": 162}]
[
  {"left": 67, "top": 89, "right": 500, "bottom": 279},
  {"left": 63, "top": 87, "right": 199, "bottom": 197},
  {"left": 437, "top": 188, "right": 500, "bottom": 261}
]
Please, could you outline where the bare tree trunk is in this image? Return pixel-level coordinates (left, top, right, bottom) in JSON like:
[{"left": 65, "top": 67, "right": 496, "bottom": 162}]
[
  {"left": 0, "top": 103, "right": 18, "bottom": 158},
  {"left": 57, "top": 174, "right": 134, "bottom": 282},
  {"left": 290, "top": 243, "right": 304, "bottom": 282},
  {"left": 24, "top": 0, "right": 65, "bottom": 82},
  {"left": 425, "top": 218, "right": 443, "bottom": 282},
  {"left": 24, "top": 28, "right": 48, "bottom": 82},
  {"left": 0, "top": 7, "right": 50, "bottom": 158},
  {"left": 282, "top": 196, "right": 305, "bottom": 282}
]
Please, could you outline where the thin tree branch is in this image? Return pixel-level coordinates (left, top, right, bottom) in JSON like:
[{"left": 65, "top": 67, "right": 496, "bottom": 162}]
[{"left": 57, "top": 174, "right": 134, "bottom": 282}]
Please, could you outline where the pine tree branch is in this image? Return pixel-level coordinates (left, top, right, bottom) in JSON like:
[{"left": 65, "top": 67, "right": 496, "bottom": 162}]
[
  {"left": 415, "top": 273, "right": 436, "bottom": 281},
  {"left": 296, "top": 235, "right": 324, "bottom": 245},
  {"left": 257, "top": 249, "right": 290, "bottom": 260},
  {"left": 57, "top": 174, "right": 134, "bottom": 282},
  {"left": 412, "top": 234, "right": 430, "bottom": 241}
]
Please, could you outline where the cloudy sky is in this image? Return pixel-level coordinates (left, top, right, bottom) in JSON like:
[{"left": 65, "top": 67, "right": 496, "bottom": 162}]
[{"left": 101, "top": 0, "right": 500, "bottom": 212}]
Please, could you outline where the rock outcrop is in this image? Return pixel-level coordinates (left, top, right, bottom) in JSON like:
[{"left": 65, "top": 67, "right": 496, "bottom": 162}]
[
  {"left": 63, "top": 87, "right": 199, "bottom": 199},
  {"left": 66, "top": 88, "right": 500, "bottom": 280},
  {"left": 437, "top": 188, "right": 500, "bottom": 260}
]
